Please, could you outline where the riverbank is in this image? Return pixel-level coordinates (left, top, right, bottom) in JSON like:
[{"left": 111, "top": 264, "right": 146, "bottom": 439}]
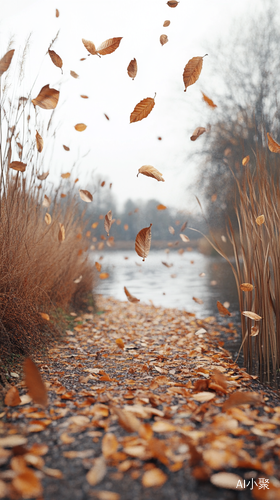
[{"left": 1, "top": 296, "right": 280, "bottom": 499}]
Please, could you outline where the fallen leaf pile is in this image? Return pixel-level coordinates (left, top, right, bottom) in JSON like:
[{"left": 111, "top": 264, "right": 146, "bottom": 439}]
[{"left": 1, "top": 296, "right": 280, "bottom": 498}]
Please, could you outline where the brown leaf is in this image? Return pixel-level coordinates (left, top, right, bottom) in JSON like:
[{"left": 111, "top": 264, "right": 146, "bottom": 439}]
[
  {"left": 63, "top": 145, "right": 70, "bottom": 151},
  {"left": 58, "top": 223, "right": 65, "bottom": 242},
  {"left": 32, "top": 85, "right": 59, "bottom": 110},
  {"left": 217, "top": 301, "right": 231, "bottom": 316},
  {"left": 9, "top": 161, "right": 27, "bottom": 172},
  {"left": 23, "top": 358, "right": 48, "bottom": 407},
  {"left": 61, "top": 172, "right": 71, "bottom": 179},
  {"left": 180, "top": 233, "right": 189, "bottom": 242},
  {"left": 36, "top": 130, "right": 43, "bottom": 152},
  {"left": 79, "top": 189, "right": 93, "bottom": 202},
  {"left": 190, "top": 127, "right": 206, "bottom": 141},
  {"left": 86, "top": 456, "right": 107, "bottom": 486},
  {"left": 222, "top": 391, "right": 263, "bottom": 412},
  {"left": 104, "top": 210, "right": 112, "bottom": 235},
  {"left": 102, "top": 433, "right": 118, "bottom": 459},
  {"left": 180, "top": 221, "right": 188, "bottom": 231},
  {"left": 48, "top": 49, "right": 63, "bottom": 69},
  {"left": 210, "top": 472, "right": 243, "bottom": 490},
  {"left": 240, "top": 283, "right": 254, "bottom": 292},
  {"left": 37, "top": 172, "right": 49, "bottom": 180},
  {"left": 193, "top": 296, "right": 203, "bottom": 304},
  {"left": 104, "top": 114, "right": 109, "bottom": 121},
  {"left": 201, "top": 92, "right": 217, "bottom": 108},
  {"left": 43, "top": 195, "right": 51, "bottom": 207},
  {"left": 167, "top": 1, "right": 179, "bottom": 7},
  {"left": 75, "top": 123, "right": 87, "bottom": 132},
  {"left": 40, "top": 313, "right": 49, "bottom": 321},
  {"left": 163, "top": 20, "right": 170, "bottom": 27},
  {"left": 183, "top": 56, "right": 206, "bottom": 92},
  {"left": 127, "top": 58, "right": 137, "bottom": 79},
  {"left": 97, "top": 37, "right": 122, "bottom": 56},
  {"left": 137, "top": 165, "right": 164, "bottom": 182},
  {"left": 124, "top": 286, "right": 140, "bottom": 303},
  {"left": 267, "top": 132, "right": 280, "bottom": 153},
  {"left": 135, "top": 223, "right": 152, "bottom": 261},
  {"left": 81, "top": 95, "right": 89, "bottom": 99},
  {"left": 142, "top": 468, "right": 167, "bottom": 487},
  {"left": 12, "top": 469, "right": 43, "bottom": 498},
  {"left": 70, "top": 70, "right": 79, "bottom": 79},
  {"left": 112, "top": 407, "right": 141, "bottom": 433},
  {"left": 95, "top": 261, "right": 102, "bottom": 272},
  {"left": 45, "top": 213, "right": 51, "bottom": 225},
  {"left": 130, "top": 97, "right": 155, "bottom": 123},
  {"left": 242, "top": 155, "right": 250, "bottom": 166},
  {"left": 160, "top": 35, "right": 168, "bottom": 46},
  {"left": 115, "top": 338, "right": 125, "bottom": 349},
  {"left": 82, "top": 39, "right": 98, "bottom": 56},
  {"left": 0, "top": 49, "right": 15, "bottom": 76},
  {"left": 5, "top": 386, "right": 21, "bottom": 406},
  {"left": 91, "top": 492, "right": 120, "bottom": 500},
  {"left": 250, "top": 326, "right": 259, "bottom": 337},
  {"left": 99, "top": 273, "right": 109, "bottom": 280},
  {"left": 157, "top": 204, "right": 166, "bottom": 210},
  {"left": 162, "top": 262, "right": 173, "bottom": 268},
  {"left": 256, "top": 215, "right": 265, "bottom": 226},
  {"left": 55, "top": 9, "right": 59, "bottom": 17},
  {"left": 242, "top": 311, "right": 262, "bottom": 321}
]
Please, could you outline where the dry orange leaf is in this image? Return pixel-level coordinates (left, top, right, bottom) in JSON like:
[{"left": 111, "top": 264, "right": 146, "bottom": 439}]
[
  {"left": 43, "top": 195, "right": 51, "bottom": 207},
  {"left": 70, "top": 70, "right": 79, "bottom": 78},
  {"left": 36, "top": 131, "right": 43, "bottom": 152},
  {"left": 163, "top": 20, "right": 170, "bottom": 27},
  {"left": 86, "top": 456, "right": 107, "bottom": 486},
  {"left": 180, "top": 233, "right": 189, "bottom": 242},
  {"left": 201, "top": 92, "right": 217, "bottom": 108},
  {"left": 113, "top": 407, "right": 141, "bottom": 433},
  {"left": 0, "top": 49, "right": 15, "bottom": 76},
  {"left": 79, "top": 189, "right": 93, "bottom": 202},
  {"left": 127, "top": 58, "right": 137, "bottom": 79},
  {"left": 167, "top": 1, "right": 179, "bottom": 7},
  {"left": 63, "top": 145, "right": 70, "bottom": 151},
  {"left": 5, "top": 386, "right": 21, "bottom": 406},
  {"left": 142, "top": 468, "right": 167, "bottom": 487},
  {"left": 242, "top": 311, "right": 262, "bottom": 321},
  {"left": 55, "top": 8, "right": 59, "bottom": 17},
  {"left": 157, "top": 204, "right": 166, "bottom": 210},
  {"left": 95, "top": 261, "right": 102, "bottom": 272},
  {"left": 191, "top": 392, "right": 215, "bottom": 402},
  {"left": 130, "top": 97, "right": 155, "bottom": 123},
  {"left": 97, "top": 37, "right": 122, "bottom": 56},
  {"left": 137, "top": 165, "right": 164, "bottom": 182},
  {"left": 192, "top": 296, "right": 203, "bottom": 304},
  {"left": 23, "top": 358, "right": 48, "bottom": 407},
  {"left": 82, "top": 39, "right": 98, "bottom": 56},
  {"left": 58, "top": 223, "right": 65, "bottom": 242},
  {"left": 9, "top": 161, "right": 27, "bottom": 172},
  {"left": 256, "top": 214, "right": 265, "bottom": 226},
  {"left": 48, "top": 49, "right": 63, "bottom": 70},
  {"left": 240, "top": 283, "right": 254, "bottom": 292},
  {"left": 40, "top": 312, "right": 49, "bottom": 321},
  {"left": 115, "top": 338, "right": 125, "bottom": 349},
  {"left": 99, "top": 273, "right": 109, "bottom": 280},
  {"left": 210, "top": 472, "right": 243, "bottom": 490},
  {"left": 81, "top": 95, "right": 89, "bottom": 99},
  {"left": 61, "top": 172, "right": 71, "bottom": 179},
  {"left": 92, "top": 222, "right": 99, "bottom": 229},
  {"left": 75, "top": 123, "right": 87, "bottom": 132},
  {"left": 160, "top": 34, "right": 168, "bottom": 46},
  {"left": 190, "top": 127, "right": 206, "bottom": 141},
  {"left": 242, "top": 155, "right": 250, "bottom": 166},
  {"left": 135, "top": 223, "right": 152, "bottom": 261},
  {"left": 37, "top": 172, "right": 49, "bottom": 181},
  {"left": 183, "top": 55, "right": 206, "bottom": 92},
  {"left": 124, "top": 286, "right": 140, "bottom": 303},
  {"left": 222, "top": 391, "right": 262, "bottom": 412},
  {"left": 104, "top": 210, "right": 112, "bottom": 236},
  {"left": 12, "top": 469, "right": 43, "bottom": 498},
  {"left": 267, "top": 132, "right": 280, "bottom": 153},
  {"left": 102, "top": 433, "right": 118, "bottom": 458},
  {"left": 217, "top": 300, "right": 231, "bottom": 316},
  {"left": 32, "top": 85, "right": 59, "bottom": 110},
  {"left": 91, "top": 492, "right": 120, "bottom": 500}
]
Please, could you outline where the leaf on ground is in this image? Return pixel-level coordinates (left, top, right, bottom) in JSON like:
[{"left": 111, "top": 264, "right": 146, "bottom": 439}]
[
  {"left": 36, "top": 131, "right": 43, "bottom": 152},
  {"left": 157, "top": 204, "right": 166, "bottom": 210},
  {"left": 23, "top": 358, "right": 48, "bottom": 407},
  {"left": 86, "top": 456, "right": 107, "bottom": 486},
  {"left": 4, "top": 387, "right": 21, "bottom": 407},
  {"left": 191, "top": 392, "right": 215, "bottom": 402},
  {"left": 183, "top": 56, "right": 206, "bottom": 91},
  {"left": 242, "top": 155, "right": 250, "bottom": 166},
  {"left": 58, "top": 223, "right": 65, "bottom": 242},
  {"left": 75, "top": 123, "right": 87, "bottom": 131},
  {"left": 130, "top": 97, "right": 155, "bottom": 123},
  {"left": 201, "top": 92, "right": 217, "bottom": 108},
  {"left": 124, "top": 286, "right": 140, "bottom": 303},
  {"left": 102, "top": 433, "right": 118, "bottom": 458},
  {"left": 79, "top": 189, "right": 93, "bottom": 202},
  {"left": 127, "top": 58, "right": 137, "bottom": 79},
  {"left": 97, "top": 37, "right": 122, "bottom": 56},
  {"left": 43, "top": 195, "right": 51, "bottom": 207},
  {"left": 217, "top": 301, "right": 231, "bottom": 316},
  {"left": 37, "top": 172, "right": 49, "bottom": 181},
  {"left": 104, "top": 210, "right": 112, "bottom": 235},
  {"left": 135, "top": 223, "right": 152, "bottom": 261},
  {"left": 163, "top": 20, "right": 170, "bottom": 27},
  {"left": 256, "top": 215, "right": 265, "bottom": 226},
  {"left": 137, "top": 165, "right": 164, "bottom": 182},
  {"left": 240, "top": 283, "right": 254, "bottom": 292},
  {"left": 190, "top": 127, "right": 206, "bottom": 141},
  {"left": 9, "top": 161, "right": 27, "bottom": 172},
  {"left": 0, "top": 49, "right": 15, "bottom": 76},
  {"left": 32, "top": 85, "right": 59, "bottom": 109},
  {"left": 267, "top": 132, "right": 280, "bottom": 153},
  {"left": 142, "top": 468, "right": 168, "bottom": 487},
  {"left": 116, "top": 338, "right": 125, "bottom": 349},
  {"left": 82, "top": 39, "right": 98, "bottom": 55},
  {"left": 91, "top": 492, "right": 120, "bottom": 500},
  {"left": 48, "top": 49, "right": 63, "bottom": 69},
  {"left": 160, "top": 35, "right": 168, "bottom": 46},
  {"left": 242, "top": 311, "right": 262, "bottom": 321},
  {"left": 210, "top": 472, "right": 243, "bottom": 490},
  {"left": 222, "top": 391, "right": 263, "bottom": 412},
  {"left": 12, "top": 469, "right": 43, "bottom": 498}
]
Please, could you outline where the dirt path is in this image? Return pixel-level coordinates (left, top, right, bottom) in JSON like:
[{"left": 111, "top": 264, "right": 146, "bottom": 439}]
[{"left": 1, "top": 295, "right": 280, "bottom": 500}]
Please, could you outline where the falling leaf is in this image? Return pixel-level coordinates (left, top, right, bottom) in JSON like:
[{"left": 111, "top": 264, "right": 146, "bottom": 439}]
[
  {"left": 222, "top": 391, "right": 262, "bottom": 412},
  {"left": 61, "top": 172, "right": 71, "bottom": 179},
  {"left": 40, "top": 312, "right": 49, "bottom": 321},
  {"left": 102, "top": 433, "right": 118, "bottom": 459},
  {"left": 37, "top": 172, "right": 49, "bottom": 181},
  {"left": 157, "top": 204, "right": 166, "bottom": 210},
  {"left": 210, "top": 472, "right": 243, "bottom": 490},
  {"left": 217, "top": 301, "right": 231, "bottom": 316},
  {"left": 190, "top": 127, "right": 206, "bottom": 141},
  {"left": 183, "top": 55, "right": 206, "bottom": 92},
  {"left": 242, "top": 311, "right": 262, "bottom": 321},
  {"left": 0, "top": 49, "right": 15, "bottom": 76},
  {"left": 162, "top": 262, "right": 173, "bottom": 268},
  {"left": 169, "top": 226, "right": 175, "bottom": 234},
  {"left": 267, "top": 132, "right": 280, "bottom": 153},
  {"left": 81, "top": 95, "right": 88, "bottom": 99},
  {"left": 63, "top": 145, "right": 70, "bottom": 151},
  {"left": 32, "top": 85, "right": 59, "bottom": 110},
  {"left": 130, "top": 97, "right": 155, "bottom": 123},
  {"left": 256, "top": 215, "right": 265, "bottom": 226},
  {"left": 135, "top": 223, "right": 152, "bottom": 261},
  {"left": 70, "top": 70, "right": 79, "bottom": 79},
  {"left": 12, "top": 469, "right": 43, "bottom": 498},
  {"left": 44, "top": 213, "right": 51, "bottom": 225},
  {"left": 127, "top": 58, "right": 137, "bottom": 79},
  {"left": 163, "top": 20, "right": 170, "bottom": 27},
  {"left": 55, "top": 9, "right": 59, "bottom": 17},
  {"left": 124, "top": 286, "right": 140, "bottom": 303},
  {"left": 167, "top": 1, "right": 179, "bottom": 7},
  {"left": 142, "top": 468, "right": 167, "bottom": 487},
  {"left": 221, "top": 235, "right": 227, "bottom": 242},
  {"left": 82, "top": 39, "right": 98, "bottom": 55},
  {"left": 4, "top": 386, "right": 21, "bottom": 406},
  {"left": 36, "top": 130, "right": 43, "bottom": 152},
  {"left": 23, "top": 358, "right": 48, "bottom": 407},
  {"left": 75, "top": 123, "right": 87, "bottom": 131},
  {"left": 240, "top": 283, "right": 254, "bottom": 292},
  {"left": 101, "top": 181, "right": 106, "bottom": 187},
  {"left": 250, "top": 326, "right": 259, "bottom": 337},
  {"left": 180, "top": 234, "right": 189, "bottom": 242},
  {"left": 137, "top": 165, "right": 164, "bottom": 182},
  {"left": 9, "top": 161, "right": 27, "bottom": 172},
  {"left": 116, "top": 338, "right": 125, "bottom": 349},
  {"left": 104, "top": 114, "right": 109, "bottom": 121},
  {"left": 104, "top": 210, "right": 112, "bottom": 235},
  {"left": 79, "top": 189, "right": 93, "bottom": 202},
  {"left": 95, "top": 262, "right": 102, "bottom": 272},
  {"left": 193, "top": 297, "right": 203, "bottom": 304},
  {"left": 180, "top": 221, "right": 188, "bottom": 231},
  {"left": 43, "top": 195, "right": 51, "bottom": 207},
  {"left": 242, "top": 155, "right": 250, "bottom": 166},
  {"left": 211, "top": 193, "right": 217, "bottom": 202},
  {"left": 191, "top": 392, "right": 215, "bottom": 402},
  {"left": 160, "top": 34, "right": 168, "bottom": 46},
  {"left": 58, "top": 223, "right": 65, "bottom": 242},
  {"left": 48, "top": 49, "right": 63, "bottom": 70},
  {"left": 92, "top": 222, "right": 99, "bottom": 229},
  {"left": 201, "top": 92, "right": 217, "bottom": 108},
  {"left": 99, "top": 273, "right": 109, "bottom": 279},
  {"left": 86, "top": 456, "right": 107, "bottom": 486},
  {"left": 97, "top": 37, "right": 122, "bottom": 55}
]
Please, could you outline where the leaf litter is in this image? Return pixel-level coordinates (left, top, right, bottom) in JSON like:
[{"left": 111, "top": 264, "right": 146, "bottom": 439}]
[{"left": 2, "top": 295, "right": 280, "bottom": 498}]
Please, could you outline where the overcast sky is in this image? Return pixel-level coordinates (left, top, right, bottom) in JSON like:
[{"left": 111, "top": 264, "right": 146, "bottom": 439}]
[{"left": 1, "top": 0, "right": 264, "bottom": 213}]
